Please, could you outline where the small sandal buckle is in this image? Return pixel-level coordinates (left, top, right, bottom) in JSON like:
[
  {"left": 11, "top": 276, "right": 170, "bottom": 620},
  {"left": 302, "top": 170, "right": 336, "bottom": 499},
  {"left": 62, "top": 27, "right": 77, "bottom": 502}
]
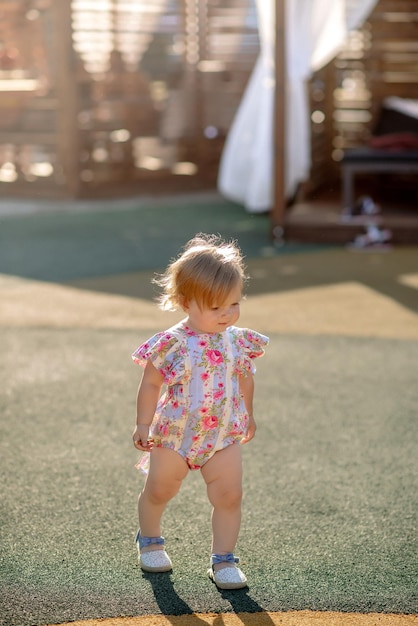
[
  {"left": 210, "top": 552, "right": 239, "bottom": 566},
  {"left": 135, "top": 531, "right": 165, "bottom": 550}
]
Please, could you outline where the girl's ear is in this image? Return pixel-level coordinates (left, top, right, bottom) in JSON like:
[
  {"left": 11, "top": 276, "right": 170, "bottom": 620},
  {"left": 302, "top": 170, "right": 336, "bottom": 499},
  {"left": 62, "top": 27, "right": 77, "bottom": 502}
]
[{"left": 179, "top": 296, "right": 189, "bottom": 311}]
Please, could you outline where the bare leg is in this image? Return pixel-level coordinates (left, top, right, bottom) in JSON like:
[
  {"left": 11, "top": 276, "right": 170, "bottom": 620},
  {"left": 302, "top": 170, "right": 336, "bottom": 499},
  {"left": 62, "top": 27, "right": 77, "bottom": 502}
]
[
  {"left": 201, "top": 443, "right": 243, "bottom": 571},
  {"left": 138, "top": 447, "right": 188, "bottom": 553}
]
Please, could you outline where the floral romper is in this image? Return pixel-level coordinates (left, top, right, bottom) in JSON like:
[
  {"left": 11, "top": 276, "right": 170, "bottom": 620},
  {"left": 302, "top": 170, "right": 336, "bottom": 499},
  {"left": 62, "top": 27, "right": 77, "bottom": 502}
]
[{"left": 132, "top": 321, "right": 268, "bottom": 472}]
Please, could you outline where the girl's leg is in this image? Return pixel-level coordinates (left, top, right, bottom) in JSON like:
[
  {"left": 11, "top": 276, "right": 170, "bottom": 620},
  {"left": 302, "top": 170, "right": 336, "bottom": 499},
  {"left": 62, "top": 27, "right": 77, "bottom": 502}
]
[
  {"left": 200, "top": 443, "right": 243, "bottom": 570},
  {"left": 138, "top": 447, "right": 188, "bottom": 552}
]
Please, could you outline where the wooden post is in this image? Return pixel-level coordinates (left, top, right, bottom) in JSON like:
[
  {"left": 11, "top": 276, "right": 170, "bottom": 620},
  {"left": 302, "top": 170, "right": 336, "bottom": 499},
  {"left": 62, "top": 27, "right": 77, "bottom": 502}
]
[
  {"left": 52, "top": 0, "right": 81, "bottom": 197},
  {"left": 271, "top": 0, "right": 286, "bottom": 241}
]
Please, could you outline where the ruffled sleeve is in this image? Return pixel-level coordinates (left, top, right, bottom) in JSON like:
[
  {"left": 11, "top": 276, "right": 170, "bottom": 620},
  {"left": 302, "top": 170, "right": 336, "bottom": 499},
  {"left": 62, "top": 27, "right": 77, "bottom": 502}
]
[
  {"left": 132, "top": 332, "right": 186, "bottom": 384},
  {"left": 237, "top": 328, "right": 269, "bottom": 375}
]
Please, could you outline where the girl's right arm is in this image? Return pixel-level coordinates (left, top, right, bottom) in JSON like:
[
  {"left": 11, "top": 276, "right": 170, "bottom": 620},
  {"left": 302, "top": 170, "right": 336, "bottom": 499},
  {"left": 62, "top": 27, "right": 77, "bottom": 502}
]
[{"left": 133, "top": 360, "right": 164, "bottom": 451}]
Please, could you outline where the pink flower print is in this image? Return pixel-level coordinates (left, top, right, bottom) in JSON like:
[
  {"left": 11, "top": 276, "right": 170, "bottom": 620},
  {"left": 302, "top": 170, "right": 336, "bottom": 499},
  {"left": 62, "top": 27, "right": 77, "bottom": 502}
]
[
  {"left": 201, "top": 371, "right": 210, "bottom": 382},
  {"left": 213, "top": 389, "right": 223, "bottom": 401},
  {"left": 228, "top": 429, "right": 244, "bottom": 439},
  {"left": 158, "top": 423, "right": 170, "bottom": 436},
  {"left": 228, "top": 421, "right": 243, "bottom": 436},
  {"left": 198, "top": 340, "right": 208, "bottom": 348},
  {"left": 218, "top": 382, "right": 224, "bottom": 389},
  {"left": 199, "top": 406, "right": 209, "bottom": 415},
  {"left": 192, "top": 435, "right": 200, "bottom": 441},
  {"left": 202, "top": 415, "right": 218, "bottom": 430},
  {"left": 206, "top": 349, "right": 224, "bottom": 366}
]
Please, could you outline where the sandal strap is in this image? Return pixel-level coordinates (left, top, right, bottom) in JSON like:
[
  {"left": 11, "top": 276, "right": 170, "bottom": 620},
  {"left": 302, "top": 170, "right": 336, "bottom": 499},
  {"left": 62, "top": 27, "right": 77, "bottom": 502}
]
[
  {"left": 210, "top": 552, "right": 240, "bottom": 566},
  {"left": 135, "top": 531, "right": 165, "bottom": 549}
]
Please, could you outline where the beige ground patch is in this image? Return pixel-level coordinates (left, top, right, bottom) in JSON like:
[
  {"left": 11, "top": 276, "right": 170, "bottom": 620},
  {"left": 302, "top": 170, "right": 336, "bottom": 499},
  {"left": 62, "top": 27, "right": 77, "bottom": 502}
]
[
  {"left": 1, "top": 273, "right": 418, "bottom": 339},
  {"left": 0, "top": 274, "right": 178, "bottom": 331},
  {"left": 399, "top": 273, "right": 418, "bottom": 290},
  {"left": 48, "top": 610, "right": 418, "bottom": 626},
  {"left": 240, "top": 282, "right": 418, "bottom": 339}
]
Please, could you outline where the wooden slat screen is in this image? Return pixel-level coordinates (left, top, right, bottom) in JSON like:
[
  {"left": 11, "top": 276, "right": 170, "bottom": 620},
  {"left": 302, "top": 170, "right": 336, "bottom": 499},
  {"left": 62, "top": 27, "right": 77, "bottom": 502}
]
[
  {"left": 0, "top": 0, "right": 259, "bottom": 198},
  {"left": 309, "top": 0, "right": 418, "bottom": 194}
]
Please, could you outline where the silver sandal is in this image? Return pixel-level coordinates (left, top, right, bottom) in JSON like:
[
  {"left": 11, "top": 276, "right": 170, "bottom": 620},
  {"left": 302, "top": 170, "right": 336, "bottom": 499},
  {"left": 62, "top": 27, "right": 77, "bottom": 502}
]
[
  {"left": 135, "top": 531, "right": 172, "bottom": 573},
  {"left": 208, "top": 552, "right": 248, "bottom": 589}
]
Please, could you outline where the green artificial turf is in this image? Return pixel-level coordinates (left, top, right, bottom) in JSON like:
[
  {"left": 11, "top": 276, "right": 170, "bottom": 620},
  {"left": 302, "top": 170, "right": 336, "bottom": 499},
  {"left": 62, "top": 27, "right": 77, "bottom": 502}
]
[
  {"left": 1, "top": 328, "right": 417, "bottom": 626},
  {"left": 0, "top": 194, "right": 417, "bottom": 625},
  {"left": 0, "top": 196, "right": 316, "bottom": 282}
]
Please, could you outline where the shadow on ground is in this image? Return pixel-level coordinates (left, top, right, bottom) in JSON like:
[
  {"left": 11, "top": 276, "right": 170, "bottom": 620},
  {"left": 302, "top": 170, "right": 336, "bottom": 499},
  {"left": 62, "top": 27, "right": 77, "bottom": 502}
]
[
  {"left": 142, "top": 572, "right": 276, "bottom": 626},
  {"left": 0, "top": 194, "right": 417, "bottom": 313}
]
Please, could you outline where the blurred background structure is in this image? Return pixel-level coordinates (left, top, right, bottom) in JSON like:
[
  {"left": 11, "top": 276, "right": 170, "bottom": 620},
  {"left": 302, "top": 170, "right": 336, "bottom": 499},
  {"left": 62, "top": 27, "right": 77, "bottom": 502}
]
[
  {"left": 281, "top": 0, "right": 418, "bottom": 243},
  {"left": 0, "top": 0, "right": 417, "bottom": 242},
  {"left": 0, "top": 0, "right": 260, "bottom": 198},
  {"left": 306, "top": 1, "right": 418, "bottom": 199}
]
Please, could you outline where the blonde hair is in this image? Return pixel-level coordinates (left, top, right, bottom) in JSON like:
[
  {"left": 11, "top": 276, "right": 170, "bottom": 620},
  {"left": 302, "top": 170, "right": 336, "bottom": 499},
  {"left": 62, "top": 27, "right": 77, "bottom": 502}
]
[{"left": 155, "top": 233, "right": 247, "bottom": 311}]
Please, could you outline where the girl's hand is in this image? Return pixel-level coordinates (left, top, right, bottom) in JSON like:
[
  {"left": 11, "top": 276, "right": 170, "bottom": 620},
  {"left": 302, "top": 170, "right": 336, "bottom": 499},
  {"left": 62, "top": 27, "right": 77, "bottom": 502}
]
[
  {"left": 133, "top": 424, "right": 153, "bottom": 451},
  {"left": 241, "top": 416, "right": 256, "bottom": 444}
]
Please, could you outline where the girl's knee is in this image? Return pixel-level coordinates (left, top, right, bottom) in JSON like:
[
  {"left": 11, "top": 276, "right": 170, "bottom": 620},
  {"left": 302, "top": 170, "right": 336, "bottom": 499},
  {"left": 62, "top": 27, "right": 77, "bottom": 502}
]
[
  {"left": 210, "top": 483, "right": 242, "bottom": 509},
  {"left": 144, "top": 480, "right": 179, "bottom": 505},
  {"left": 224, "top": 487, "right": 242, "bottom": 510},
  {"left": 143, "top": 448, "right": 188, "bottom": 505}
]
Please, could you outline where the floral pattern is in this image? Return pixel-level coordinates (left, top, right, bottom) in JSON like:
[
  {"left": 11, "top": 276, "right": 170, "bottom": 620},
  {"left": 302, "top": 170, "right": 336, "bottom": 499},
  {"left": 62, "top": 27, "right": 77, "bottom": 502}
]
[{"left": 132, "top": 321, "right": 268, "bottom": 472}]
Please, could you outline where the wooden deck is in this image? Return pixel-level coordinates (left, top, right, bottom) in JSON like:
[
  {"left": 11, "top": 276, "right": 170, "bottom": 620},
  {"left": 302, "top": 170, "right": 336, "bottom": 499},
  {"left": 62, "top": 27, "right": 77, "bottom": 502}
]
[{"left": 282, "top": 190, "right": 418, "bottom": 245}]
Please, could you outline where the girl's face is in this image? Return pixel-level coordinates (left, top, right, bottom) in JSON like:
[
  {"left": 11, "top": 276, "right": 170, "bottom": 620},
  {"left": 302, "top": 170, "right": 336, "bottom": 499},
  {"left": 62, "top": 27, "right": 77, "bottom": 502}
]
[{"left": 184, "top": 282, "right": 242, "bottom": 334}]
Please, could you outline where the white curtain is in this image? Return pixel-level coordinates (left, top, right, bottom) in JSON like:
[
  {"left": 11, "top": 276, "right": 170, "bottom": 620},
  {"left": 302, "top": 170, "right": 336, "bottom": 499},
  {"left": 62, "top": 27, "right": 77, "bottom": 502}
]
[
  {"left": 218, "top": 0, "right": 379, "bottom": 213},
  {"left": 216, "top": 0, "right": 275, "bottom": 211}
]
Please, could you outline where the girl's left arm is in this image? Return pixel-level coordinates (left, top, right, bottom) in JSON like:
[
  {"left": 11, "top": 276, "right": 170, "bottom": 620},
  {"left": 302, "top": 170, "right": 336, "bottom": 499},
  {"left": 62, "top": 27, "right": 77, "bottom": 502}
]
[{"left": 239, "top": 371, "right": 256, "bottom": 444}]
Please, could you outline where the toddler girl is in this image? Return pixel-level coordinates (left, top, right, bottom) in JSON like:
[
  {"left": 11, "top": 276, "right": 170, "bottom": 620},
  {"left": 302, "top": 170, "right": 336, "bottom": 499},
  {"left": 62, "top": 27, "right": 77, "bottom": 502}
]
[{"left": 132, "top": 233, "right": 268, "bottom": 589}]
